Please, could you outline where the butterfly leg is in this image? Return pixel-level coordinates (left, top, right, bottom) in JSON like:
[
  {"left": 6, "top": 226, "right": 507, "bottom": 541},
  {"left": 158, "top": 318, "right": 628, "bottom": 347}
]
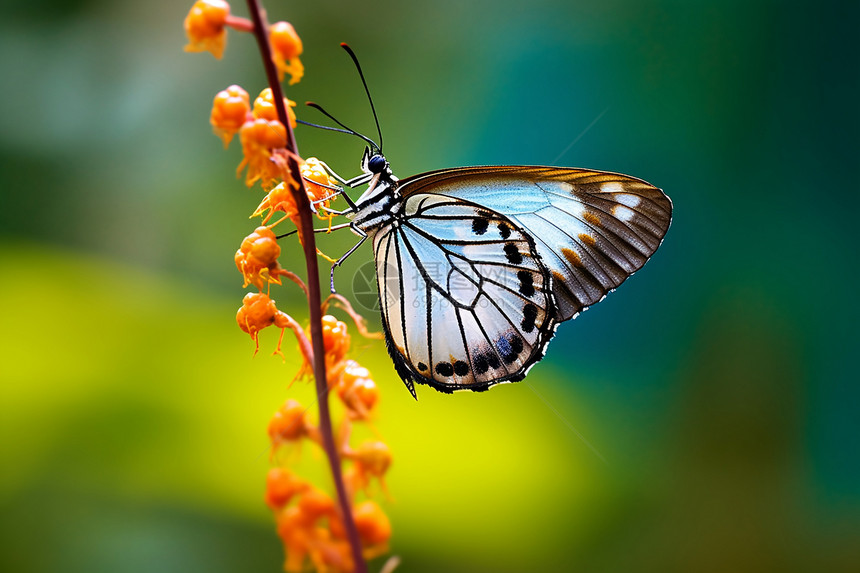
[
  {"left": 329, "top": 225, "right": 368, "bottom": 294},
  {"left": 275, "top": 221, "right": 354, "bottom": 240},
  {"left": 319, "top": 205, "right": 356, "bottom": 216}
]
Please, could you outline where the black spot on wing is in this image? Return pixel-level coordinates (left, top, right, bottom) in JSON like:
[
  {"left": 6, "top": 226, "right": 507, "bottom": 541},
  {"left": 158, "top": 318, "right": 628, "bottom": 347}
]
[
  {"left": 521, "top": 303, "right": 538, "bottom": 333},
  {"left": 453, "top": 360, "right": 469, "bottom": 376},
  {"left": 472, "top": 217, "right": 489, "bottom": 235},
  {"left": 510, "top": 335, "right": 524, "bottom": 355},
  {"left": 496, "top": 333, "right": 525, "bottom": 364},
  {"left": 473, "top": 354, "right": 489, "bottom": 375},
  {"left": 435, "top": 362, "right": 454, "bottom": 377},
  {"left": 498, "top": 222, "right": 511, "bottom": 239},
  {"left": 504, "top": 243, "right": 522, "bottom": 264},
  {"left": 517, "top": 270, "right": 535, "bottom": 297}
]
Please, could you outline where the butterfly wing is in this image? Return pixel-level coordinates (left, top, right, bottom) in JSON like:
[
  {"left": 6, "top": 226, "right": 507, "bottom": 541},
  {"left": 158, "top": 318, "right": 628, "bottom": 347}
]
[
  {"left": 373, "top": 193, "right": 557, "bottom": 393},
  {"left": 397, "top": 166, "right": 672, "bottom": 321}
]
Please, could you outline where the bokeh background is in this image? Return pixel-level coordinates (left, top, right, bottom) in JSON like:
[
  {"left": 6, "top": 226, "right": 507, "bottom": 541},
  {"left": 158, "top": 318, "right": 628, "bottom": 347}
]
[{"left": 1, "top": 0, "right": 858, "bottom": 571}]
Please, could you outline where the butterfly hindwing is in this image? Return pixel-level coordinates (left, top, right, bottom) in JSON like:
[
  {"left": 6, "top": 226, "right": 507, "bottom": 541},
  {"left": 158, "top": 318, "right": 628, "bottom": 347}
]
[
  {"left": 396, "top": 167, "right": 673, "bottom": 321},
  {"left": 372, "top": 193, "right": 557, "bottom": 392}
]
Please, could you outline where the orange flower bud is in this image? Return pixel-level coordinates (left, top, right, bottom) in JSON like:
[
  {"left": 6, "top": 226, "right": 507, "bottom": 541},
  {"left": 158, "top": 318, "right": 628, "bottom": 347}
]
[
  {"left": 236, "top": 292, "right": 292, "bottom": 353},
  {"left": 338, "top": 360, "right": 379, "bottom": 418},
  {"left": 241, "top": 117, "right": 287, "bottom": 149},
  {"left": 354, "top": 441, "right": 392, "bottom": 478},
  {"left": 211, "top": 84, "right": 251, "bottom": 147},
  {"left": 265, "top": 467, "right": 308, "bottom": 509},
  {"left": 301, "top": 157, "right": 338, "bottom": 203},
  {"left": 321, "top": 315, "right": 350, "bottom": 364},
  {"left": 353, "top": 500, "right": 391, "bottom": 546},
  {"left": 253, "top": 88, "right": 297, "bottom": 129},
  {"left": 237, "top": 118, "right": 288, "bottom": 188},
  {"left": 269, "top": 399, "right": 310, "bottom": 445},
  {"left": 297, "top": 487, "right": 336, "bottom": 520},
  {"left": 252, "top": 181, "right": 298, "bottom": 226},
  {"left": 184, "top": 0, "right": 230, "bottom": 59},
  {"left": 276, "top": 506, "right": 310, "bottom": 572},
  {"left": 235, "top": 226, "right": 282, "bottom": 289},
  {"left": 269, "top": 21, "right": 304, "bottom": 84}
]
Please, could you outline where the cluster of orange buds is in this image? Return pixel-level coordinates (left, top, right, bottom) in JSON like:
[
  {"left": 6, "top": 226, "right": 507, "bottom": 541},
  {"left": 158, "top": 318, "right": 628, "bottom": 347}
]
[
  {"left": 234, "top": 87, "right": 298, "bottom": 190},
  {"left": 185, "top": 4, "right": 391, "bottom": 571},
  {"left": 267, "top": 314, "right": 392, "bottom": 572},
  {"left": 266, "top": 468, "right": 391, "bottom": 572},
  {"left": 251, "top": 157, "right": 339, "bottom": 230},
  {"left": 184, "top": 0, "right": 303, "bottom": 85}
]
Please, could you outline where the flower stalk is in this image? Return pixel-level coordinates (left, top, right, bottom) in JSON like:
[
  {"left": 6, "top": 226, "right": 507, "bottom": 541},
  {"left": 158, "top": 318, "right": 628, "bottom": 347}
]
[{"left": 242, "top": 1, "right": 367, "bottom": 571}]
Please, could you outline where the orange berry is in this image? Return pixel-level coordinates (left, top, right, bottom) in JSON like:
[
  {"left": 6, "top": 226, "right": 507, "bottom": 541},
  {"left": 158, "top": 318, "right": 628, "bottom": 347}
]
[
  {"left": 253, "top": 88, "right": 297, "bottom": 128},
  {"left": 211, "top": 84, "right": 251, "bottom": 146},
  {"left": 353, "top": 500, "right": 391, "bottom": 546},
  {"left": 184, "top": 0, "right": 230, "bottom": 59},
  {"left": 269, "top": 21, "right": 304, "bottom": 84},
  {"left": 268, "top": 399, "right": 309, "bottom": 444}
]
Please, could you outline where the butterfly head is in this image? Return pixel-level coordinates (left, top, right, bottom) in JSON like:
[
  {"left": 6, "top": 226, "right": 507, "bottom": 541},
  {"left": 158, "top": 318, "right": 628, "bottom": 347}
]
[
  {"left": 367, "top": 153, "right": 387, "bottom": 174},
  {"left": 360, "top": 146, "right": 391, "bottom": 176}
]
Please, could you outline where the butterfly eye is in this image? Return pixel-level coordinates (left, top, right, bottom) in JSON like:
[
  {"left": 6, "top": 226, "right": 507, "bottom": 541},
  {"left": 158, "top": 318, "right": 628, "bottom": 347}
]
[{"left": 367, "top": 154, "right": 387, "bottom": 173}]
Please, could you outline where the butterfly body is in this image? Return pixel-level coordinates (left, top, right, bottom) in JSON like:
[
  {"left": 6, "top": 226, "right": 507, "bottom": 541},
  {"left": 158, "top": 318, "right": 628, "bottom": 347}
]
[{"left": 338, "top": 151, "right": 672, "bottom": 396}]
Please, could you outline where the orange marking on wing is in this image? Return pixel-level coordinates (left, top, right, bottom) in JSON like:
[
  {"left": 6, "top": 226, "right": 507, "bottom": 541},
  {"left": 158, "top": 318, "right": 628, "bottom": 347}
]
[
  {"left": 584, "top": 211, "right": 600, "bottom": 226},
  {"left": 561, "top": 247, "right": 583, "bottom": 267},
  {"left": 578, "top": 233, "right": 596, "bottom": 246}
]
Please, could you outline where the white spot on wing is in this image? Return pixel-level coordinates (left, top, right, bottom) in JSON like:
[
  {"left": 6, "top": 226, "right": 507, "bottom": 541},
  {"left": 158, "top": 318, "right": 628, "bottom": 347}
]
[
  {"left": 601, "top": 181, "right": 625, "bottom": 194},
  {"left": 613, "top": 192, "right": 641, "bottom": 208},
  {"left": 612, "top": 204, "right": 636, "bottom": 222}
]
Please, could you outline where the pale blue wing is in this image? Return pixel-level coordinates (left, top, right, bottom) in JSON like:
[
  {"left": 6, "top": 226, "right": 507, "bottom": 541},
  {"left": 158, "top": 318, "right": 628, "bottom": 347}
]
[
  {"left": 397, "top": 167, "right": 673, "bottom": 321},
  {"left": 373, "top": 193, "right": 557, "bottom": 392}
]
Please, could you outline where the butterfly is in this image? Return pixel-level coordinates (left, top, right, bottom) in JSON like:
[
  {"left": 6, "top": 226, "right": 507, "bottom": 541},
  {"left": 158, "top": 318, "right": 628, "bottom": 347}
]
[
  {"left": 308, "top": 148, "right": 673, "bottom": 398},
  {"left": 302, "top": 46, "right": 672, "bottom": 397}
]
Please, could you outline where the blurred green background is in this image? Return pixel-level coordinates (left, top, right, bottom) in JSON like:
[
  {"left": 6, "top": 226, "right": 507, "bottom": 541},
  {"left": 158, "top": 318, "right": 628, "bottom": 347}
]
[{"left": 1, "top": 0, "right": 858, "bottom": 571}]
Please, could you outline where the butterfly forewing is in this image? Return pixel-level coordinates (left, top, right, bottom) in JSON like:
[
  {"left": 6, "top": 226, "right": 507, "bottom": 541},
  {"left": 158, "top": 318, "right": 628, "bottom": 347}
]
[
  {"left": 396, "top": 167, "right": 673, "bottom": 321},
  {"left": 372, "top": 193, "right": 557, "bottom": 392}
]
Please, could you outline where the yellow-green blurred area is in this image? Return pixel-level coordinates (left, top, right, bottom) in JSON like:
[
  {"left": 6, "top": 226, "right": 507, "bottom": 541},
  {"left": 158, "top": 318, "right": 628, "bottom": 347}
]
[{"left": 1, "top": 0, "right": 858, "bottom": 571}]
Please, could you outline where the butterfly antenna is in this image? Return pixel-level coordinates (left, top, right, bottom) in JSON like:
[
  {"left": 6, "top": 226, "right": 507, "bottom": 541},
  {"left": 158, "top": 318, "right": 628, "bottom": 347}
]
[
  {"left": 340, "top": 43, "right": 384, "bottom": 153},
  {"left": 296, "top": 119, "right": 361, "bottom": 137},
  {"left": 305, "top": 101, "right": 381, "bottom": 152}
]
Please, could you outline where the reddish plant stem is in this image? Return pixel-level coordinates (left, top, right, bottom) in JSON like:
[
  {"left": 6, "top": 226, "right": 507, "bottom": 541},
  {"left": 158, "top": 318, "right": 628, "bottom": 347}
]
[
  {"left": 243, "top": 1, "right": 367, "bottom": 572},
  {"left": 224, "top": 15, "right": 254, "bottom": 32}
]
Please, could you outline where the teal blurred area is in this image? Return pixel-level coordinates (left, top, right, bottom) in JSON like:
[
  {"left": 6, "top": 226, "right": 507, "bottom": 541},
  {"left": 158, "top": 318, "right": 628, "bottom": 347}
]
[{"left": 1, "top": 0, "right": 858, "bottom": 571}]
